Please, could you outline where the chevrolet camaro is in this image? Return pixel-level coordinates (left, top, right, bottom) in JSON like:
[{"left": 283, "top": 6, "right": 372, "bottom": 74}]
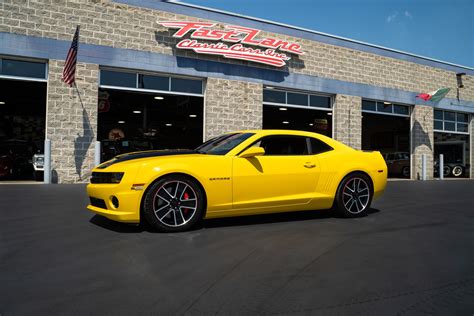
[{"left": 87, "top": 130, "right": 387, "bottom": 232}]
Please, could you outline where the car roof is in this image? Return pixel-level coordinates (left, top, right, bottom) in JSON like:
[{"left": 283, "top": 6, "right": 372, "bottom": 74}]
[{"left": 234, "top": 129, "right": 352, "bottom": 151}]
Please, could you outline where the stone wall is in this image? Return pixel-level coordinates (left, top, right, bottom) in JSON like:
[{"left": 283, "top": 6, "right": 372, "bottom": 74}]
[
  {"left": 1, "top": 0, "right": 473, "bottom": 102},
  {"left": 411, "top": 105, "right": 434, "bottom": 180},
  {"left": 46, "top": 60, "right": 98, "bottom": 183},
  {"left": 205, "top": 78, "right": 262, "bottom": 139},
  {"left": 333, "top": 94, "right": 362, "bottom": 149}
]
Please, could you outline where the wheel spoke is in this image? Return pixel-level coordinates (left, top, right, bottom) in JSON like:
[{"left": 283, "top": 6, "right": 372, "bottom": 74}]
[
  {"left": 343, "top": 192, "right": 352, "bottom": 197},
  {"left": 178, "top": 183, "right": 190, "bottom": 200},
  {"left": 157, "top": 194, "right": 171, "bottom": 203},
  {"left": 178, "top": 208, "right": 186, "bottom": 224},
  {"left": 174, "top": 182, "right": 180, "bottom": 198},
  {"left": 354, "top": 199, "right": 361, "bottom": 212},
  {"left": 159, "top": 208, "right": 173, "bottom": 221},
  {"left": 173, "top": 209, "right": 177, "bottom": 226},
  {"left": 162, "top": 187, "right": 174, "bottom": 199},
  {"left": 358, "top": 186, "right": 368, "bottom": 193},
  {"left": 154, "top": 203, "right": 170, "bottom": 214}
]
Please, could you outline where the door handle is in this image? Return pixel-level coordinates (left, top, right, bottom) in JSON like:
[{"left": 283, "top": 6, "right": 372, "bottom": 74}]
[{"left": 304, "top": 162, "right": 316, "bottom": 168}]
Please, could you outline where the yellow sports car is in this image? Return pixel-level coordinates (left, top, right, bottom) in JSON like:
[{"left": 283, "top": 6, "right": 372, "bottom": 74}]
[{"left": 87, "top": 130, "right": 387, "bottom": 232}]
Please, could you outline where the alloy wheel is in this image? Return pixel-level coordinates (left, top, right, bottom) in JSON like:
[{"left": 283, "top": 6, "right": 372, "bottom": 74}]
[
  {"left": 342, "top": 177, "right": 370, "bottom": 214},
  {"left": 152, "top": 180, "right": 198, "bottom": 227}
]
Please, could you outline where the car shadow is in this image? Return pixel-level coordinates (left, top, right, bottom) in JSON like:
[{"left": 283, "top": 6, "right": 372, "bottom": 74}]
[{"left": 89, "top": 208, "right": 381, "bottom": 233}]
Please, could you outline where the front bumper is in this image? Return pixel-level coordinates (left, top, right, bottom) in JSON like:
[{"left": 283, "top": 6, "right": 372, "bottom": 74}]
[{"left": 86, "top": 183, "right": 142, "bottom": 223}]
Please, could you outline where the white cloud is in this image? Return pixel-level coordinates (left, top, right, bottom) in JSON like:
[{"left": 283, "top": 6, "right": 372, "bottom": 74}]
[{"left": 386, "top": 11, "right": 398, "bottom": 23}]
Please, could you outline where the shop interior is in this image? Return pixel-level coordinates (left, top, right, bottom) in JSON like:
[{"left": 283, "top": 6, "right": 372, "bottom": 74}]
[
  {"left": 97, "top": 89, "right": 204, "bottom": 162},
  {"left": 362, "top": 112, "right": 410, "bottom": 178},
  {"left": 0, "top": 79, "right": 46, "bottom": 181},
  {"left": 263, "top": 105, "right": 333, "bottom": 137}
]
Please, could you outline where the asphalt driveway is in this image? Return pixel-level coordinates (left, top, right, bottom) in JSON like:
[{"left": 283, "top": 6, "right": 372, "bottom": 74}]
[{"left": 0, "top": 180, "right": 473, "bottom": 315}]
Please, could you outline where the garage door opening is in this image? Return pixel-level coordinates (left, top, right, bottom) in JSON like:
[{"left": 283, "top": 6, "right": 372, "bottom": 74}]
[
  {"left": 98, "top": 70, "right": 204, "bottom": 162},
  {"left": 434, "top": 110, "right": 470, "bottom": 178},
  {"left": 0, "top": 75, "right": 47, "bottom": 181},
  {"left": 361, "top": 100, "right": 411, "bottom": 178},
  {"left": 263, "top": 88, "right": 333, "bottom": 136}
]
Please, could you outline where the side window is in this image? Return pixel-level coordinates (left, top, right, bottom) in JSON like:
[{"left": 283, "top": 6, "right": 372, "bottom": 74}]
[
  {"left": 258, "top": 136, "right": 309, "bottom": 156},
  {"left": 309, "top": 138, "right": 333, "bottom": 155}
]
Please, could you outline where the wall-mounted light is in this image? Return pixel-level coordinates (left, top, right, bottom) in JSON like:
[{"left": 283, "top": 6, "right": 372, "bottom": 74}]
[
  {"left": 279, "top": 107, "right": 287, "bottom": 111},
  {"left": 327, "top": 112, "right": 333, "bottom": 116},
  {"left": 456, "top": 73, "right": 466, "bottom": 88},
  {"left": 154, "top": 96, "right": 164, "bottom": 100},
  {"left": 118, "top": 120, "right": 125, "bottom": 124},
  {"left": 383, "top": 101, "right": 391, "bottom": 105},
  {"left": 282, "top": 121, "right": 289, "bottom": 124},
  {"left": 309, "top": 123, "right": 314, "bottom": 126},
  {"left": 133, "top": 110, "right": 141, "bottom": 114},
  {"left": 189, "top": 114, "right": 197, "bottom": 118},
  {"left": 165, "top": 123, "right": 172, "bottom": 126},
  {"left": 0, "top": 101, "right": 5, "bottom": 105}
]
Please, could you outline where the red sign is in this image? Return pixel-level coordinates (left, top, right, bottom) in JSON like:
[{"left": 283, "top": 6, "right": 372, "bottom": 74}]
[{"left": 158, "top": 21, "right": 304, "bottom": 67}]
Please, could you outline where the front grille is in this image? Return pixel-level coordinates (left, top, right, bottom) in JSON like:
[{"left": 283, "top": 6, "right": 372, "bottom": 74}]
[
  {"left": 89, "top": 197, "right": 107, "bottom": 209},
  {"left": 90, "top": 172, "right": 124, "bottom": 184}
]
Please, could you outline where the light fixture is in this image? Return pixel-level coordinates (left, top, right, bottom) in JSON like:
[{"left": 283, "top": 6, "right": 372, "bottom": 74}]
[
  {"left": 327, "top": 112, "right": 332, "bottom": 116},
  {"left": 133, "top": 110, "right": 141, "bottom": 114},
  {"left": 154, "top": 96, "right": 164, "bottom": 100},
  {"left": 265, "top": 86, "right": 275, "bottom": 90},
  {"left": 189, "top": 114, "right": 197, "bottom": 118},
  {"left": 165, "top": 123, "right": 172, "bottom": 126},
  {"left": 0, "top": 101, "right": 5, "bottom": 105},
  {"left": 383, "top": 101, "right": 391, "bottom": 105},
  {"left": 456, "top": 73, "right": 466, "bottom": 88},
  {"left": 118, "top": 120, "right": 125, "bottom": 124},
  {"left": 279, "top": 107, "right": 287, "bottom": 111},
  {"left": 282, "top": 121, "right": 289, "bottom": 124},
  {"left": 309, "top": 123, "right": 314, "bottom": 126}
]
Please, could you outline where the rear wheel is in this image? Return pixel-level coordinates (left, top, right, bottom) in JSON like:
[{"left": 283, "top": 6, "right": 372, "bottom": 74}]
[
  {"left": 143, "top": 175, "right": 205, "bottom": 232},
  {"left": 452, "top": 165, "right": 464, "bottom": 177},
  {"left": 333, "top": 173, "right": 373, "bottom": 217}
]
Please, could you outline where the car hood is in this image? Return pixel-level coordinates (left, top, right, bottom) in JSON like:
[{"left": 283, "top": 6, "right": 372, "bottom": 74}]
[{"left": 96, "top": 149, "right": 199, "bottom": 169}]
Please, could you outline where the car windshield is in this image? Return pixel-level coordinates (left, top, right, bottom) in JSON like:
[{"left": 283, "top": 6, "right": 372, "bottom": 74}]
[{"left": 195, "top": 133, "right": 254, "bottom": 155}]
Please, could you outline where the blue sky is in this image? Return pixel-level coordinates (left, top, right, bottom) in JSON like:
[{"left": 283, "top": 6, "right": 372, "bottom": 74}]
[{"left": 182, "top": 0, "right": 474, "bottom": 68}]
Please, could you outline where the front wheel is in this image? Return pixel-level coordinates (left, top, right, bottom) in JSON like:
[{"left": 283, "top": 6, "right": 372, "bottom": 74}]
[
  {"left": 333, "top": 173, "right": 373, "bottom": 217},
  {"left": 143, "top": 175, "right": 205, "bottom": 232}
]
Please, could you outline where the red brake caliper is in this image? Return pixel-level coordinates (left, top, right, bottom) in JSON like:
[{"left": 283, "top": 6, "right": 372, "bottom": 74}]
[{"left": 182, "top": 192, "right": 190, "bottom": 214}]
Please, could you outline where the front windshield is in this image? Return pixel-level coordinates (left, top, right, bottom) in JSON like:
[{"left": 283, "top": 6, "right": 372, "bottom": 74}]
[{"left": 195, "top": 133, "right": 254, "bottom": 155}]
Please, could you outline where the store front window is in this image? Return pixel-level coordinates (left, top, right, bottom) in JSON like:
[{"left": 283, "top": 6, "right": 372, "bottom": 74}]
[
  {"left": 362, "top": 100, "right": 411, "bottom": 178},
  {"left": 433, "top": 110, "right": 470, "bottom": 178},
  {"left": 262, "top": 88, "right": 333, "bottom": 136},
  {"left": 98, "top": 69, "right": 204, "bottom": 162}
]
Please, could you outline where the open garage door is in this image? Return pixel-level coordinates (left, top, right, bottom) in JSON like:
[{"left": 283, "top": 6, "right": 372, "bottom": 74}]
[
  {"left": 361, "top": 100, "right": 411, "bottom": 178},
  {"left": 98, "top": 69, "right": 204, "bottom": 162},
  {"left": 0, "top": 57, "right": 47, "bottom": 181},
  {"left": 434, "top": 110, "right": 470, "bottom": 178},
  {"left": 262, "top": 87, "right": 333, "bottom": 136}
]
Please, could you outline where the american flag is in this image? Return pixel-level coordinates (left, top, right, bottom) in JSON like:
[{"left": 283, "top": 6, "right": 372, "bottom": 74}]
[{"left": 62, "top": 25, "right": 80, "bottom": 86}]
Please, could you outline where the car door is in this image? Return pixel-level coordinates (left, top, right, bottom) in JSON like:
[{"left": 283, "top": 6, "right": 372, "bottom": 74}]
[{"left": 232, "top": 135, "right": 320, "bottom": 210}]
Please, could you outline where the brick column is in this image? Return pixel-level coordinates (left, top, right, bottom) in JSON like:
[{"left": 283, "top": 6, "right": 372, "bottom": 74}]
[
  {"left": 46, "top": 60, "right": 98, "bottom": 183},
  {"left": 205, "top": 78, "right": 262, "bottom": 139},
  {"left": 411, "top": 104, "right": 434, "bottom": 180},
  {"left": 333, "top": 94, "right": 362, "bottom": 149}
]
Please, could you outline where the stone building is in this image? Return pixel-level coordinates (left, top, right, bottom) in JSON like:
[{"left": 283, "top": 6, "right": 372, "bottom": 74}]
[{"left": 0, "top": 0, "right": 473, "bottom": 183}]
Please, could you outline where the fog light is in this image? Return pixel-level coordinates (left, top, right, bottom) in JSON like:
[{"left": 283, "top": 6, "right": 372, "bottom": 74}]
[{"left": 111, "top": 196, "right": 119, "bottom": 208}]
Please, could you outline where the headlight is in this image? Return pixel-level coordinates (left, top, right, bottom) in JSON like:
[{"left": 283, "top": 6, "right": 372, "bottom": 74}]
[{"left": 90, "top": 172, "right": 124, "bottom": 184}]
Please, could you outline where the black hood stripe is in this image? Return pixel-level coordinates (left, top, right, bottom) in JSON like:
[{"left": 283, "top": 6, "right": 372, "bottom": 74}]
[{"left": 97, "top": 149, "right": 198, "bottom": 169}]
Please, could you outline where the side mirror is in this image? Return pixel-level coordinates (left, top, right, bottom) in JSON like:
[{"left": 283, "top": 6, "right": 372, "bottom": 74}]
[{"left": 239, "top": 146, "right": 265, "bottom": 158}]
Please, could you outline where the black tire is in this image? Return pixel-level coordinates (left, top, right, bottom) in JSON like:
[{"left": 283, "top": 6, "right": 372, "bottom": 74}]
[
  {"left": 401, "top": 166, "right": 410, "bottom": 178},
  {"left": 143, "top": 175, "right": 205, "bottom": 233},
  {"left": 333, "top": 173, "right": 373, "bottom": 218},
  {"left": 443, "top": 166, "right": 451, "bottom": 177}
]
